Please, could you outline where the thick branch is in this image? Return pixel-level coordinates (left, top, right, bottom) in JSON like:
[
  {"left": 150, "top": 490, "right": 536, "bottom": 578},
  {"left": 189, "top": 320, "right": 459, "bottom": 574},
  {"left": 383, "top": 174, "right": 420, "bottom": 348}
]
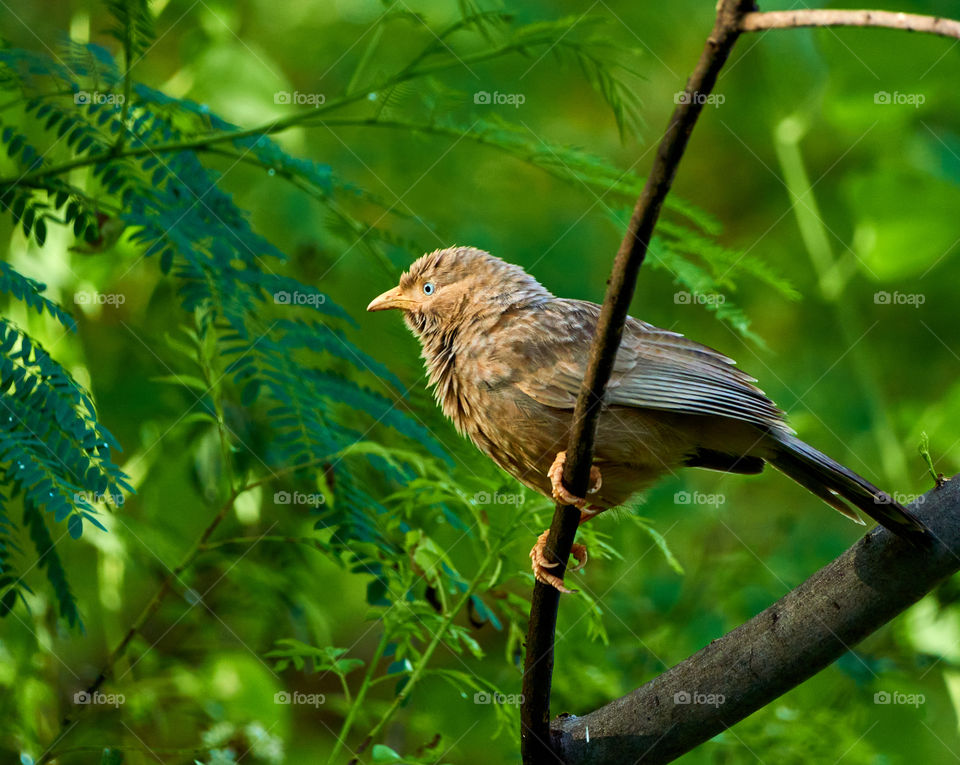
[
  {"left": 552, "top": 475, "right": 960, "bottom": 764},
  {"left": 742, "top": 9, "right": 960, "bottom": 41},
  {"left": 520, "top": 1, "right": 758, "bottom": 762}
]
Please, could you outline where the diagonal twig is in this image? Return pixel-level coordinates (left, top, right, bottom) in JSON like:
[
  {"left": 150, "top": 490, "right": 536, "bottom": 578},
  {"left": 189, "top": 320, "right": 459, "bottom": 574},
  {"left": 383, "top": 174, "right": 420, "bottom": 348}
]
[{"left": 520, "top": 1, "right": 760, "bottom": 761}]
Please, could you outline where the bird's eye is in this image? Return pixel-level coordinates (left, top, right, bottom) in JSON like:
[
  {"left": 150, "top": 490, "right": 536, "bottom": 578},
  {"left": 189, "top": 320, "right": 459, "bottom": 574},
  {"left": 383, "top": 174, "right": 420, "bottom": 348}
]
[{"left": 422, "top": 282, "right": 436, "bottom": 296}]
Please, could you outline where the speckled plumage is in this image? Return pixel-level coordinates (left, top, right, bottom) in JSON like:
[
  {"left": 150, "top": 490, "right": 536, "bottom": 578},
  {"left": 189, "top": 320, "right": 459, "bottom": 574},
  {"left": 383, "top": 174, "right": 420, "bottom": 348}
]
[{"left": 368, "top": 246, "right": 927, "bottom": 585}]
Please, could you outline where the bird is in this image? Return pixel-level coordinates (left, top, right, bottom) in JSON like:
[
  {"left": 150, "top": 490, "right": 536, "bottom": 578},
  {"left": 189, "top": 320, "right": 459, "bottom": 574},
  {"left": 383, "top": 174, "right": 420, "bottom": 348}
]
[{"left": 367, "top": 246, "right": 929, "bottom": 592}]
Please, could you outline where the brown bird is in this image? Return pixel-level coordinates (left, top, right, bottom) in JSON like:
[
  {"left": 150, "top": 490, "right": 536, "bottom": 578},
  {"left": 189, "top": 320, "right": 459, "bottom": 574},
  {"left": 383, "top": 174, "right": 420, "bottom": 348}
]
[{"left": 368, "top": 246, "right": 928, "bottom": 592}]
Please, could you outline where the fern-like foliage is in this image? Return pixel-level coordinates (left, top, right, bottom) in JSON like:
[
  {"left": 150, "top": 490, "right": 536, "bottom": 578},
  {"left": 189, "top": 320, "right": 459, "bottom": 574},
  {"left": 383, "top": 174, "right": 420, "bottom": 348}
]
[
  {"left": 105, "top": 0, "right": 155, "bottom": 60},
  {"left": 0, "top": 278, "right": 129, "bottom": 626},
  {"left": 0, "top": 0, "right": 791, "bottom": 630}
]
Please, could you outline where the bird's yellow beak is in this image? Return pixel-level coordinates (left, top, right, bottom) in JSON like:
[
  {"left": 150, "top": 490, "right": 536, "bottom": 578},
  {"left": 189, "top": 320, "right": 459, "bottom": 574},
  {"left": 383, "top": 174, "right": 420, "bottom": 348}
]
[{"left": 367, "top": 285, "right": 415, "bottom": 312}]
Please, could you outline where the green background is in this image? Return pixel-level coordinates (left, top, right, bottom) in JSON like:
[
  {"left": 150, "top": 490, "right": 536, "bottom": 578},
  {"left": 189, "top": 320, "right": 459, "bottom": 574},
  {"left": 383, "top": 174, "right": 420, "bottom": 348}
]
[{"left": 3, "top": 1, "right": 960, "bottom": 763}]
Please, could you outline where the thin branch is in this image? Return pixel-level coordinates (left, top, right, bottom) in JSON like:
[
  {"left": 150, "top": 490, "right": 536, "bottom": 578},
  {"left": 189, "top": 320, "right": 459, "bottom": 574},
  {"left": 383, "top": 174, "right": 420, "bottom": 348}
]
[
  {"left": 552, "top": 476, "right": 960, "bottom": 764},
  {"left": 37, "top": 453, "right": 338, "bottom": 764},
  {"left": 326, "top": 631, "right": 391, "bottom": 765},
  {"left": 115, "top": 6, "right": 134, "bottom": 152},
  {"left": 201, "top": 146, "right": 400, "bottom": 276},
  {"left": 198, "top": 534, "right": 330, "bottom": 553},
  {"left": 0, "top": 37, "right": 588, "bottom": 189},
  {"left": 742, "top": 9, "right": 960, "bottom": 41},
  {"left": 89, "top": 454, "right": 346, "bottom": 683},
  {"left": 35, "top": 486, "right": 240, "bottom": 765},
  {"left": 239, "top": 453, "right": 341, "bottom": 494},
  {"left": 363, "top": 550, "right": 498, "bottom": 741},
  {"left": 520, "top": 1, "right": 759, "bottom": 761},
  {"left": 84, "top": 488, "right": 238, "bottom": 696}
]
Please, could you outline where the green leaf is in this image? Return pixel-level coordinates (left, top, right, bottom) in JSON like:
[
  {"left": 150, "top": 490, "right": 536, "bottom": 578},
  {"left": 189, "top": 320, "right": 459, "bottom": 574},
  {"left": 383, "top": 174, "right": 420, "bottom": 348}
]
[{"left": 371, "top": 744, "right": 403, "bottom": 762}]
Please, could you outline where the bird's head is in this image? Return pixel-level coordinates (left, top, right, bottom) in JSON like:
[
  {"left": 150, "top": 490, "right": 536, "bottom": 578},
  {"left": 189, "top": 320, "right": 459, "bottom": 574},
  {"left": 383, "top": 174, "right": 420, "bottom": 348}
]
[{"left": 367, "top": 246, "right": 552, "bottom": 340}]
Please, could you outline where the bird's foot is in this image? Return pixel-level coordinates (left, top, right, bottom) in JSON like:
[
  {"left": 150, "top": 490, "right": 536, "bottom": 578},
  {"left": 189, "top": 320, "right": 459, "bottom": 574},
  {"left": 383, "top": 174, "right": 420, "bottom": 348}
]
[
  {"left": 548, "top": 450, "right": 602, "bottom": 509},
  {"left": 529, "top": 529, "right": 588, "bottom": 594}
]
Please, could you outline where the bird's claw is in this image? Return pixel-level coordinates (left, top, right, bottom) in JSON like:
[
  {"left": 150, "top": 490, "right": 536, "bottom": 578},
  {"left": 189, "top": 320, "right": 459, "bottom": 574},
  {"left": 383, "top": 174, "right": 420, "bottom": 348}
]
[
  {"left": 529, "top": 529, "right": 588, "bottom": 593},
  {"left": 548, "top": 450, "right": 602, "bottom": 509}
]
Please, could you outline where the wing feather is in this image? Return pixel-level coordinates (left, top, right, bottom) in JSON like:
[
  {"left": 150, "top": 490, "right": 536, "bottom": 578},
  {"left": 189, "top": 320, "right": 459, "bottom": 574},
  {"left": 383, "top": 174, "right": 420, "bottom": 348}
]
[{"left": 512, "top": 299, "right": 790, "bottom": 432}]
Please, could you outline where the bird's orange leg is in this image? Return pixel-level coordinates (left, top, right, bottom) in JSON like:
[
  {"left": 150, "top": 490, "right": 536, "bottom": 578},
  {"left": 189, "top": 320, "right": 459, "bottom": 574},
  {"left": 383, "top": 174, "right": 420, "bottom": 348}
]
[
  {"left": 531, "top": 453, "right": 604, "bottom": 592},
  {"left": 529, "top": 523, "right": 591, "bottom": 594},
  {"left": 547, "top": 450, "right": 602, "bottom": 509}
]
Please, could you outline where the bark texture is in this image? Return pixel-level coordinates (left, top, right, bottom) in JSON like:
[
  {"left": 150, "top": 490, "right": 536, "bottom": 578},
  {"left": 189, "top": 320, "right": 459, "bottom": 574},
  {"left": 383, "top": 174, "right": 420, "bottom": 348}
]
[{"left": 552, "top": 476, "right": 960, "bottom": 764}]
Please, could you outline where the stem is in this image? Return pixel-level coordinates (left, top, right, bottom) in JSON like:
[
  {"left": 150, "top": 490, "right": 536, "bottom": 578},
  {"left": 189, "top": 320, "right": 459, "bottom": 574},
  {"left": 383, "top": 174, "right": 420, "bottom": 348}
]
[
  {"left": 325, "top": 630, "right": 390, "bottom": 765},
  {"left": 115, "top": 7, "right": 134, "bottom": 151},
  {"left": 239, "top": 453, "right": 340, "bottom": 494},
  {"left": 335, "top": 540, "right": 505, "bottom": 763},
  {"left": 367, "top": 560, "right": 491, "bottom": 742},
  {"left": 0, "top": 40, "right": 558, "bottom": 189},
  {"left": 742, "top": 9, "right": 960, "bottom": 41},
  {"left": 198, "top": 535, "right": 329, "bottom": 553},
  {"left": 345, "top": 23, "right": 385, "bottom": 94},
  {"left": 16, "top": 179, "right": 121, "bottom": 218},
  {"left": 37, "top": 446, "right": 340, "bottom": 764},
  {"left": 96, "top": 489, "right": 237, "bottom": 690},
  {"left": 773, "top": 120, "right": 907, "bottom": 484},
  {"left": 201, "top": 146, "right": 397, "bottom": 277},
  {"left": 1, "top": 86, "right": 364, "bottom": 187},
  {"left": 35, "top": 487, "right": 239, "bottom": 765},
  {"left": 199, "top": 313, "right": 236, "bottom": 493},
  {"left": 918, "top": 432, "right": 945, "bottom": 487},
  {"left": 338, "top": 674, "right": 353, "bottom": 707},
  {"left": 216, "top": 116, "right": 647, "bottom": 212}
]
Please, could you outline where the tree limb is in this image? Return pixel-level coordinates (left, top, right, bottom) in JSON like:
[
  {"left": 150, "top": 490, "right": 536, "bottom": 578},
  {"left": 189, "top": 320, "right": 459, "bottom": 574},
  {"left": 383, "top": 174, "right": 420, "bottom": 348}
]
[
  {"left": 520, "top": 1, "right": 759, "bottom": 761},
  {"left": 551, "top": 476, "right": 960, "bottom": 764},
  {"left": 741, "top": 9, "right": 960, "bottom": 41}
]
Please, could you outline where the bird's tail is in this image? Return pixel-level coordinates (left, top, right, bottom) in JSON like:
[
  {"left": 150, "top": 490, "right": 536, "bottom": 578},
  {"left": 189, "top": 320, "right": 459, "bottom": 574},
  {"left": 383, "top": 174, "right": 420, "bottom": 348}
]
[{"left": 769, "top": 433, "right": 929, "bottom": 543}]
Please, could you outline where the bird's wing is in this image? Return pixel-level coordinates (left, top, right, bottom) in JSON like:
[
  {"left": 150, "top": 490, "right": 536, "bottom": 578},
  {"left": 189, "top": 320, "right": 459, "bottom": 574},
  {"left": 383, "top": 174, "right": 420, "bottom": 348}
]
[{"left": 512, "top": 299, "right": 790, "bottom": 431}]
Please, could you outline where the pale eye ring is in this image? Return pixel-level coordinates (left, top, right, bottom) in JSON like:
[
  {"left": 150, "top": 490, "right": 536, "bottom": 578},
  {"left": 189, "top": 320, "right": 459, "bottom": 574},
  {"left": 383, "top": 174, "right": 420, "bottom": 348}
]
[{"left": 422, "top": 282, "right": 436, "bottom": 295}]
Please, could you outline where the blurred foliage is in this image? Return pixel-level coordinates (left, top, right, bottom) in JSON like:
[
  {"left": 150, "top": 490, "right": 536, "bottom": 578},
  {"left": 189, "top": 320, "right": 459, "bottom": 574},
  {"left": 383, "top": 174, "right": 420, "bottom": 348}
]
[{"left": 0, "top": 0, "right": 958, "bottom": 763}]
